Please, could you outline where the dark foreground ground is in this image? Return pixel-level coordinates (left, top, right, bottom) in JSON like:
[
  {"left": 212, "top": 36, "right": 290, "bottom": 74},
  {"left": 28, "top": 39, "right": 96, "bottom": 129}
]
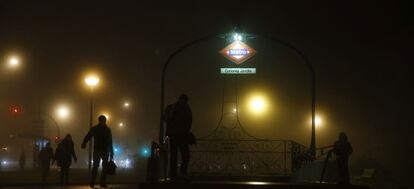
[
  {"left": 140, "top": 181, "right": 370, "bottom": 189},
  {"left": 0, "top": 182, "right": 370, "bottom": 189},
  {"left": 0, "top": 168, "right": 144, "bottom": 186},
  {"left": 2, "top": 168, "right": 412, "bottom": 189},
  {"left": 0, "top": 184, "right": 137, "bottom": 189}
]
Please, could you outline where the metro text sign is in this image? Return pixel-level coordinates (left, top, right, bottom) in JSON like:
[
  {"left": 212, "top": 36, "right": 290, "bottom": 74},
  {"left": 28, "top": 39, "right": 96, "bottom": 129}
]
[{"left": 220, "top": 41, "right": 256, "bottom": 65}]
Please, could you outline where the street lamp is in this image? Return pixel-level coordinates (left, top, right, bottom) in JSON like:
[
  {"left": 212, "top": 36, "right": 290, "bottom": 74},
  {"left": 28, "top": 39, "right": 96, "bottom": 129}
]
[
  {"left": 315, "top": 116, "right": 322, "bottom": 128},
  {"left": 123, "top": 101, "right": 130, "bottom": 110},
  {"left": 84, "top": 74, "right": 100, "bottom": 173},
  {"left": 7, "top": 56, "right": 20, "bottom": 69},
  {"left": 56, "top": 105, "right": 70, "bottom": 120},
  {"left": 310, "top": 115, "right": 323, "bottom": 128},
  {"left": 84, "top": 75, "right": 99, "bottom": 87},
  {"left": 248, "top": 94, "right": 268, "bottom": 115}
]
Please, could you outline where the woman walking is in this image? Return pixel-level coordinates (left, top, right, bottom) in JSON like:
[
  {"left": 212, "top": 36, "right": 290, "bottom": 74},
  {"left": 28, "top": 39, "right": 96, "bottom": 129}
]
[{"left": 55, "top": 134, "right": 77, "bottom": 186}]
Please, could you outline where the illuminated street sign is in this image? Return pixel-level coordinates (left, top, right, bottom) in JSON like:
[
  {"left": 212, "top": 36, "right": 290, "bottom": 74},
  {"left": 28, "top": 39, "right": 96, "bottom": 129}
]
[
  {"left": 220, "top": 68, "right": 256, "bottom": 74},
  {"left": 220, "top": 41, "right": 256, "bottom": 65}
]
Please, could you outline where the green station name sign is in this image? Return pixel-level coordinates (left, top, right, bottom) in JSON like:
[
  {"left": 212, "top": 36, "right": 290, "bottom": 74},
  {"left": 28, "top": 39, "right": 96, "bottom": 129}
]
[{"left": 220, "top": 68, "right": 256, "bottom": 74}]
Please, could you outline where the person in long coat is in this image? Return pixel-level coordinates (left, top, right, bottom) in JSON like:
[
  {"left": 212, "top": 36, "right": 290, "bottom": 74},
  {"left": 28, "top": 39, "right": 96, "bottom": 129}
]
[
  {"left": 38, "top": 142, "right": 54, "bottom": 184},
  {"left": 332, "top": 132, "right": 353, "bottom": 185},
  {"left": 55, "top": 134, "right": 77, "bottom": 186}
]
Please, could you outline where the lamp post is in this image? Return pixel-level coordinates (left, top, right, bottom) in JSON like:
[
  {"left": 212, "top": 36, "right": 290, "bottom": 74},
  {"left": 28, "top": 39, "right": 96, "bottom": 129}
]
[
  {"left": 84, "top": 75, "right": 99, "bottom": 173},
  {"left": 47, "top": 115, "right": 60, "bottom": 141},
  {"left": 53, "top": 104, "right": 71, "bottom": 140}
]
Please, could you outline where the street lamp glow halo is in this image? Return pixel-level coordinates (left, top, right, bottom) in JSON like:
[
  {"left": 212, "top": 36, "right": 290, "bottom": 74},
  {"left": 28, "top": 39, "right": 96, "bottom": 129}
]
[
  {"left": 309, "top": 115, "right": 323, "bottom": 128},
  {"left": 6, "top": 56, "right": 21, "bottom": 69},
  {"left": 9, "top": 57, "right": 19, "bottom": 65},
  {"left": 56, "top": 105, "right": 70, "bottom": 120},
  {"left": 248, "top": 95, "right": 268, "bottom": 114},
  {"left": 84, "top": 75, "right": 100, "bottom": 87}
]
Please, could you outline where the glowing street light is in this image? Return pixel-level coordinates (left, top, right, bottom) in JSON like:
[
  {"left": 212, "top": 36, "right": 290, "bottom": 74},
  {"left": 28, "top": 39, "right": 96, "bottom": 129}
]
[
  {"left": 56, "top": 105, "right": 70, "bottom": 120},
  {"left": 309, "top": 114, "right": 324, "bottom": 128},
  {"left": 248, "top": 95, "right": 268, "bottom": 115},
  {"left": 84, "top": 75, "right": 100, "bottom": 87},
  {"left": 315, "top": 116, "right": 323, "bottom": 127},
  {"left": 123, "top": 102, "right": 130, "bottom": 109},
  {"left": 119, "top": 122, "right": 124, "bottom": 128},
  {"left": 7, "top": 56, "right": 20, "bottom": 68}
]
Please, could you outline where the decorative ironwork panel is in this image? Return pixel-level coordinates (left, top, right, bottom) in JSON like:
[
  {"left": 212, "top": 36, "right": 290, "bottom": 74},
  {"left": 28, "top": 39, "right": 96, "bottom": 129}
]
[
  {"left": 185, "top": 77, "right": 309, "bottom": 177},
  {"left": 189, "top": 139, "right": 297, "bottom": 176}
]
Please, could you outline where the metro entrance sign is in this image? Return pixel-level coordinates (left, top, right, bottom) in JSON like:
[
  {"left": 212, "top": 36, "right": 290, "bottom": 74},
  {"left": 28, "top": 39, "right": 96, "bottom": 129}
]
[{"left": 220, "top": 40, "right": 256, "bottom": 65}]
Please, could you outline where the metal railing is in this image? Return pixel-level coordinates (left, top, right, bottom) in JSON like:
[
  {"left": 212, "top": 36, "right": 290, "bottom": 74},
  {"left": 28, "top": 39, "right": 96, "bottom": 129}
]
[{"left": 188, "top": 139, "right": 308, "bottom": 177}]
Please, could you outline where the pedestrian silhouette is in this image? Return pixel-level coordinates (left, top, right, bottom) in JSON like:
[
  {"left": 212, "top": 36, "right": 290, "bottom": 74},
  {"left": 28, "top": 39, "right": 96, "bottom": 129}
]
[
  {"left": 38, "top": 142, "right": 54, "bottom": 184},
  {"left": 55, "top": 134, "right": 77, "bottom": 186},
  {"left": 82, "top": 115, "right": 114, "bottom": 188},
  {"left": 332, "top": 132, "right": 353, "bottom": 185},
  {"left": 165, "top": 94, "right": 192, "bottom": 180}
]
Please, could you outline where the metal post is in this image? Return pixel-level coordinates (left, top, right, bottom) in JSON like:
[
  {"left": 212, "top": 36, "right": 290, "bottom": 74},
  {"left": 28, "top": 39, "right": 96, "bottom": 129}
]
[
  {"left": 284, "top": 141, "right": 287, "bottom": 175},
  {"left": 310, "top": 74, "right": 316, "bottom": 158},
  {"left": 47, "top": 115, "right": 60, "bottom": 140},
  {"left": 88, "top": 88, "right": 94, "bottom": 173}
]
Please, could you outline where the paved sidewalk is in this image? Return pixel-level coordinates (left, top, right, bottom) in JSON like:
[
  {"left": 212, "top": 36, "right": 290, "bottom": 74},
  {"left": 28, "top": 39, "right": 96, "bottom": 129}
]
[{"left": 0, "top": 184, "right": 138, "bottom": 189}]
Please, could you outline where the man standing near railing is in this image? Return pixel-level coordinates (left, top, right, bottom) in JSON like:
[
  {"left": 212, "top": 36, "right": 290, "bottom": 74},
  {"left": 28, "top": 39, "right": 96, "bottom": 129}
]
[{"left": 165, "top": 94, "right": 192, "bottom": 181}]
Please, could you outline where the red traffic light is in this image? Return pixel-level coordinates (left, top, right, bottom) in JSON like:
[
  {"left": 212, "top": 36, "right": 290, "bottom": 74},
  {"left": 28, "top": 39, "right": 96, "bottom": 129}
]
[{"left": 10, "top": 105, "right": 22, "bottom": 116}]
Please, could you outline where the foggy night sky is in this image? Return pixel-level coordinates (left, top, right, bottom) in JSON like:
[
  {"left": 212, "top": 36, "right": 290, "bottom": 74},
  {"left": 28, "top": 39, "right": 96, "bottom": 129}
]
[{"left": 0, "top": 0, "right": 413, "bottom": 182}]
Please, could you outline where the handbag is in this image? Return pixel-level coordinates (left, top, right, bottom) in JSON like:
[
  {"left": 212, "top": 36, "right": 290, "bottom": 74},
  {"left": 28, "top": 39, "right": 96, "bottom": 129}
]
[{"left": 106, "top": 160, "right": 117, "bottom": 175}]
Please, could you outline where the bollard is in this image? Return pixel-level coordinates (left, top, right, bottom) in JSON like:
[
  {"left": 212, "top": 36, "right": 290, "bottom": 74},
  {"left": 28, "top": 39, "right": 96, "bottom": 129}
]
[{"left": 146, "top": 141, "right": 161, "bottom": 182}]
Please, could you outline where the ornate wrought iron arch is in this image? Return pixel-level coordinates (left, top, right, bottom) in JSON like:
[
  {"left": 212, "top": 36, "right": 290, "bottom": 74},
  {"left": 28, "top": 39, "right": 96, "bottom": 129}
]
[{"left": 159, "top": 31, "right": 316, "bottom": 156}]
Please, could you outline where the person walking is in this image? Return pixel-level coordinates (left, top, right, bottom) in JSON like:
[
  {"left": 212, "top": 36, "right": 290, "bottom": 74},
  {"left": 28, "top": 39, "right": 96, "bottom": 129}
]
[
  {"left": 332, "top": 132, "right": 353, "bottom": 185},
  {"left": 55, "top": 134, "right": 77, "bottom": 186},
  {"left": 82, "top": 115, "right": 114, "bottom": 188},
  {"left": 165, "top": 94, "right": 192, "bottom": 180},
  {"left": 38, "top": 142, "right": 54, "bottom": 184}
]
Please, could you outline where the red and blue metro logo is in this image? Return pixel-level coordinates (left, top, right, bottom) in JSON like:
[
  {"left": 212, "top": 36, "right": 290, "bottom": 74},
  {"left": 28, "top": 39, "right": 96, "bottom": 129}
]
[{"left": 220, "top": 41, "right": 256, "bottom": 65}]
